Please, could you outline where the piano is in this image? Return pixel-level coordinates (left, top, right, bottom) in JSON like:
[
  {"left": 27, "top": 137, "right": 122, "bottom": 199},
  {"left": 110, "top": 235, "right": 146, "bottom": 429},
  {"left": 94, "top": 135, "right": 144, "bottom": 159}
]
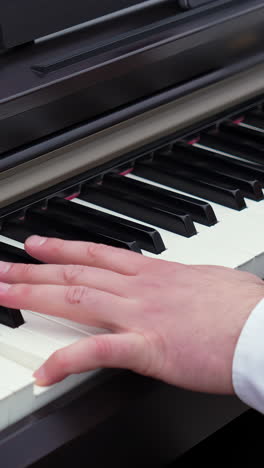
[{"left": 0, "top": 0, "right": 264, "bottom": 465}]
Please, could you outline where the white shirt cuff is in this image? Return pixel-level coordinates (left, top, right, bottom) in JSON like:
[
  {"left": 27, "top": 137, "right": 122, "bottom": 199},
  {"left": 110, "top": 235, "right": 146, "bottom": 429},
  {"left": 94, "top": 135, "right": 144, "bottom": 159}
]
[{"left": 232, "top": 297, "right": 264, "bottom": 413}]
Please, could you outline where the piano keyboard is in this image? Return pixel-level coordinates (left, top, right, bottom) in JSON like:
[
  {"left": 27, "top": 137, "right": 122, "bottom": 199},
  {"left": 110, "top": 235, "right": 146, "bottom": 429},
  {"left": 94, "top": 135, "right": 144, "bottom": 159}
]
[{"left": 0, "top": 102, "right": 264, "bottom": 431}]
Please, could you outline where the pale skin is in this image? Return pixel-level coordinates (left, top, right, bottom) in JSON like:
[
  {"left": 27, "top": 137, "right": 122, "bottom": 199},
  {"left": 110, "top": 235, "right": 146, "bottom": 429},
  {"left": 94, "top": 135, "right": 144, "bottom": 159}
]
[{"left": 0, "top": 235, "right": 262, "bottom": 394}]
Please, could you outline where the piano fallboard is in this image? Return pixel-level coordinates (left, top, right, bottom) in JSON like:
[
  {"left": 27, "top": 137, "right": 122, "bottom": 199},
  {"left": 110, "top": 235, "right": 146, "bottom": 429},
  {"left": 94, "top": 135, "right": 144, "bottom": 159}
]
[{"left": 1, "top": 0, "right": 263, "bottom": 156}]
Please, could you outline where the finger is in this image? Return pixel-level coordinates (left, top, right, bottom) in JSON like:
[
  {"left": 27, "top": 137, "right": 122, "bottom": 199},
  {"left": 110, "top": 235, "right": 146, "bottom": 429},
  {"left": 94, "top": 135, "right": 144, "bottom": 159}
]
[
  {"left": 33, "top": 332, "right": 149, "bottom": 386},
  {"left": 0, "top": 262, "right": 130, "bottom": 297},
  {"left": 25, "top": 236, "right": 152, "bottom": 275},
  {"left": 0, "top": 282, "right": 135, "bottom": 329}
]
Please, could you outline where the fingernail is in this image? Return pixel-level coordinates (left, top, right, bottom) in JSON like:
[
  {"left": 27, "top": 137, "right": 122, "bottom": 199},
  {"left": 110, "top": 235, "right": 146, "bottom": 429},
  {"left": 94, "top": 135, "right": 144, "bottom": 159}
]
[
  {"left": 26, "top": 236, "right": 47, "bottom": 247},
  {"left": 0, "top": 262, "right": 11, "bottom": 273},
  {"left": 0, "top": 282, "right": 11, "bottom": 293},
  {"left": 33, "top": 366, "right": 48, "bottom": 385}
]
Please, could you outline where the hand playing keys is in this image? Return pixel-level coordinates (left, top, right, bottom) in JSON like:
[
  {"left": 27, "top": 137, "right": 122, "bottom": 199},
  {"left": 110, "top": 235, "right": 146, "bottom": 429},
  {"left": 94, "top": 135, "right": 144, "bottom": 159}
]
[{"left": 0, "top": 235, "right": 262, "bottom": 394}]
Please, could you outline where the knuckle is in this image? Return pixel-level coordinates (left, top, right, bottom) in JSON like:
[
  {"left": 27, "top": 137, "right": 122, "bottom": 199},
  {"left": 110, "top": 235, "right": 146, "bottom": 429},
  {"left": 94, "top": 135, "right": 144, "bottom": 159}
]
[
  {"left": 137, "top": 331, "right": 166, "bottom": 379},
  {"left": 92, "top": 336, "right": 113, "bottom": 364},
  {"left": 62, "top": 265, "right": 86, "bottom": 284},
  {"left": 8, "top": 262, "right": 35, "bottom": 278},
  {"left": 5, "top": 262, "right": 17, "bottom": 275},
  {"left": 12, "top": 283, "right": 32, "bottom": 298},
  {"left": 86, "top": 242, "right": 115, "bottom": 262},
  {"left": 21, "top": 263, "right": 36, "bottom": 277},
  {"left": 86, "top": 243, "right": 102, "bottom": 261},
  {"left": 65, "top": 285, "right": 89, "bottom": 305}
]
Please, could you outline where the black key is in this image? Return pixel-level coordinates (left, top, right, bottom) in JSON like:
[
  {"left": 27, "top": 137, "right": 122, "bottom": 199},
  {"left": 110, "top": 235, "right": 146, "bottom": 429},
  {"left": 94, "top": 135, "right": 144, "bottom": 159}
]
[
  {"left": 102, "top": 173, "right": 217, "bottom": 226},
  {"left": 133, "top": 160, "right": 246, "bottom": 210},
  {"left": 0, "top": 241, "right": 41, "bottom": 264},
  {"left": 101, "top": 174, "right": 197, "bottom": 236},
  {"left": 48, "top": 197, "right": 165, "bottom": 254},
  {"left": 166, "top": 145, "right": 264, "bottom": 200},
  {"left": 158, "top": 155, "right": 255, "bottom": 201},
  {"left": 81, "top": 182, "right": 196, "bottom": 238},
  {"left": 1, "top": 221, "right": 39, "bottom": 245},
  {"left": 25, "top": 207, "right": 142, "bottom": 253},
  {"left": 177, "top": 143, "right": 264, "bottom": 186},
  {"left": 200, "top": 133, "right": 264, "bottom": 166},
  {"left": 220, "top": 122, "right": 264, "bottom": 151},
  {"left": 243, "top": 112, "right": 264, "bottom": 131},
  {"left": 0, "top": 307, "right": 24, "bottom": 328},
  {"left": 2, "top": 217, "right": 140, "bottom": 253}
]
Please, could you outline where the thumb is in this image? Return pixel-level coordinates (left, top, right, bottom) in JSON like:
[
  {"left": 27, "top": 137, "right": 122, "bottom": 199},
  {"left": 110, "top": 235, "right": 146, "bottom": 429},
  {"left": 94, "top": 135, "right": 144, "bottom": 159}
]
[{"left": 33, "top": 332, "right": 149, "bottom": 386}]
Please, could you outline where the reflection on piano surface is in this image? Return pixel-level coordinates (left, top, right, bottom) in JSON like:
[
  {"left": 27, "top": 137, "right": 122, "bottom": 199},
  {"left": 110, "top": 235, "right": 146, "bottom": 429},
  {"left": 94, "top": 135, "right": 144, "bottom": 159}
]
[{"left": 1, "top": 0, "right": 264, "bottom": 466}]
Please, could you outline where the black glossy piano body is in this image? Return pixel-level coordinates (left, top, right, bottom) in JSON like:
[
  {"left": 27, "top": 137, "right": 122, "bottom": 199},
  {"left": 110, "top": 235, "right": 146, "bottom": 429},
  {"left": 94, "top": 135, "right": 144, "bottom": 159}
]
[
  {"left": 1, "top": 0, "right": 263, "bottom": 160},
  {"left": 1, "top": 1, "right": 264, "bottom": 466}
]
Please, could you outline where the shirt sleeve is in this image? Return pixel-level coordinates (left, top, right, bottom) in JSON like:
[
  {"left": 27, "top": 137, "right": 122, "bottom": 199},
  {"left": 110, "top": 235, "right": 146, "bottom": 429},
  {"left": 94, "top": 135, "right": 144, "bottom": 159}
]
[{"left": 232, "top": 298, "right": 264, "bottom": 413}]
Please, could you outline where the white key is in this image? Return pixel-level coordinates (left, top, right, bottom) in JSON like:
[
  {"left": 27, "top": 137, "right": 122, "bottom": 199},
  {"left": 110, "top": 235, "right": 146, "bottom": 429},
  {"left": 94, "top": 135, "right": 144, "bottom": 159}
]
[
  {"left": 194, "top": 142, "right": 250, "bottom": 163},
  {"left": 126, "top": 174, "right": 264, "bottom": 272},
  {"left": 0, "top": 319, "right": 100, "bottom": 412},
  {"left": 22, "top": 310, "right": 89, "bottom": 345},
  {"left": 0, "top": 326, "right": 60, "bottom": 370},
  {"left": 0, "top": 234, "right": 24, "bottom": 250},
  {"left": 36, "top": 313, "right": 107, "bottom": 336},
  {"left": 0, "top": 356, "right": 34, "bottom": 428},
  {"left": 0, "top": 386, "right": 12, "bottom": 430},
  {"left": 239, "top": 121, "right": 264, "bottom": 134},
  {"left": 33, "top": 367, "right": 100, "bottom": 410},
  {"left": 0, "top": 352, "right": 98, "bottom": 429},
  {"left": 20, "top": 311, "right": 106, "bottom": 408}
]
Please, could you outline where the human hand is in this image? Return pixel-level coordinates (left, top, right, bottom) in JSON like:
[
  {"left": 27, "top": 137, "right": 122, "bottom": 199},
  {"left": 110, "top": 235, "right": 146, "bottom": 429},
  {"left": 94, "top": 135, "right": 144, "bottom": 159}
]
[{"left": 0, "top": 235, "right": 262, "bottom": 394}]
